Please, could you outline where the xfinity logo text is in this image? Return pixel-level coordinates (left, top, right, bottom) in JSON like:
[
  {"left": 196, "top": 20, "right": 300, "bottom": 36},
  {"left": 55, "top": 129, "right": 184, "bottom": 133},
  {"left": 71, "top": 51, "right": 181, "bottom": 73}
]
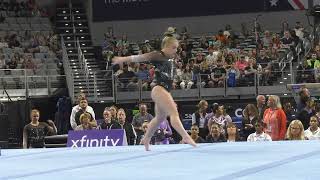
[
  {"left": 67, "top": 129, "right": 127, "bottom": 148},
  {"left": 71, "top": 135, "right": 120, "bottom": 148}
]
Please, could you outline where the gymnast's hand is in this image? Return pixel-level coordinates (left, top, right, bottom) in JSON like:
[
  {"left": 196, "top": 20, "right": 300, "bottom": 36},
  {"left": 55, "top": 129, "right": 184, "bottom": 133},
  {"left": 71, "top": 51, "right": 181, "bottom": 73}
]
[{"left": 111, "top": 56, "right": 127, "bottom": 65}]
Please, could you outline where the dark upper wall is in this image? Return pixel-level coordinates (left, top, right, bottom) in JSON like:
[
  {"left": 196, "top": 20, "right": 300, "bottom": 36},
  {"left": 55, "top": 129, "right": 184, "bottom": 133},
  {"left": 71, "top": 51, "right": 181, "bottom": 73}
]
[{"left": 87, "top": 9, "right": 312, "bottom": 45}]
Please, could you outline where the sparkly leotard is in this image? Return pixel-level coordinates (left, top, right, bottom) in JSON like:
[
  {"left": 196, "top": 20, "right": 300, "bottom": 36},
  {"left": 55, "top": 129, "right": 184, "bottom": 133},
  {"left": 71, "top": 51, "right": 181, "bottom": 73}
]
[{"left": 150, "top": 51, "right": 174, "bottom": 91}]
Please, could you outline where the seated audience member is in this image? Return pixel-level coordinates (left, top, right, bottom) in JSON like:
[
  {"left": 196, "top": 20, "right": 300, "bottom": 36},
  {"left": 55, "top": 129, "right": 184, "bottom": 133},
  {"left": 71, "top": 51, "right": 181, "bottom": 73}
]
[
  {"left": 74, "top": 95, "right": 97, "bottom": 128},
  {"left": 189, "top": 125, "right": 206, "bottom": 143},
  {"left": 132, "top": 103, "right": 153, "bottom": 138},
  {"left": 285, "top": 120, "right": 306, "bottom": 140},
  {"left": 137, "top": 121, "right": 149, "bottom": 145},
  {"left": 75, "top": 113, "right": 96, "bottom": 131},
  {"left": 99, "top": 108, "right": 121, "bottom": 130},
  {"left": 23, "top": 109, "right": 57, "bottom": 148},
  {"left": 225, "top": 122, "right": 240, "bottom": 142},
  {"left": 247, "top": 121, "right": 272, "bottom": 142},
  {"left": 70, "top": 93, "right": 95, "bottom": 130},
  {"left": 109, "top": 105, "right": 118, "bottom": 121},
  {"left": 192, "top": 100, "right": 209, "bottom": 139},
  {"left": 242, "top": 104, "right": 259, "bottom": 140},
  {"left": 153, "top": 119, "right": 172, "bottom": 145},
  {"left": 206, "top": 122, "right": 226, "bottom": 143},
  {"left": 304, "top": 116, "right": 320, "bottom": 140},
  {"left": 297, "top": 99, "right": 316, "bottom": 130},
  {"left": 117, "top": 108, "right": 137, "bottom": 145}
]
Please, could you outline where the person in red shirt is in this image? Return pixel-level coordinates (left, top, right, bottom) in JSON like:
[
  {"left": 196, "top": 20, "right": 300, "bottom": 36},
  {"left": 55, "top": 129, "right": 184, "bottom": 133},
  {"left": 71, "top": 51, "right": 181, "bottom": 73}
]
[{"left": 263, "top": 95, "right": 287, "bottom": 141}]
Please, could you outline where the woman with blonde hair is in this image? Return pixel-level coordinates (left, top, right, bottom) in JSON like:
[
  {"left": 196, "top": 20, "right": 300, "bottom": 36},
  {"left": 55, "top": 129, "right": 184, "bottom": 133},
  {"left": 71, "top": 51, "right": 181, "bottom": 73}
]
[
  {"left": 263, "top": 95, "right": 287, "bottom": 141},
  {"left": 286, "top": 120, "right": 306, "bottom": 140},
  {"left": 113, "top": 36, "right": 196, "bottom": 150}
]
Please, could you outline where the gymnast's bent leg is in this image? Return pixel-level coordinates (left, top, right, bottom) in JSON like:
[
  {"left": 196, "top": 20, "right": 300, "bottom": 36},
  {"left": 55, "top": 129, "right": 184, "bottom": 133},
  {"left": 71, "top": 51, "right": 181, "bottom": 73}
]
[{"left": 141, "top": 85, "right": 196, "bottom": 151}]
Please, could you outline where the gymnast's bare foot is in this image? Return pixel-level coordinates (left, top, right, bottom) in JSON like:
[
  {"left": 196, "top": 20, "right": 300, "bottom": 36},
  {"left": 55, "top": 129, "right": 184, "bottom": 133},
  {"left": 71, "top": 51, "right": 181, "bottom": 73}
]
[{"left": 140, "top": 137, "right": 151, "bottom": 151}]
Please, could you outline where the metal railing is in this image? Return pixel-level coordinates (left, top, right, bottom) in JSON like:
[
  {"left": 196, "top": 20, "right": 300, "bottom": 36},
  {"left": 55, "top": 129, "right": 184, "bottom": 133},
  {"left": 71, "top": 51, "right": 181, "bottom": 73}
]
[
  {"left": 61, "top": 36, "right": 75, "bottom": 102},
  {"left": 76, "top": 38, "right": 90, "bottom": 94},
  {"left": 0, "top": 69, "right": 66, "bottom": 100}
]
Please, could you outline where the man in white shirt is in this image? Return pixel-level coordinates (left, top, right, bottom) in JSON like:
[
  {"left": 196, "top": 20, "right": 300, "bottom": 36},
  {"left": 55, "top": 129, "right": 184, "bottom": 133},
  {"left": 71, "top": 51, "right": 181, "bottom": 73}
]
[
  {"left": 206, "top": 47, "right": 220, "bottom": 67},
  {"left": 304, "top": 116, "right": 320, "bottom": 140},
  {"left": 247, "top": 121, "right": 272, "bottom": 142},
  {"left": 70, "top": 95, "right": 96, "bottom": 130}
]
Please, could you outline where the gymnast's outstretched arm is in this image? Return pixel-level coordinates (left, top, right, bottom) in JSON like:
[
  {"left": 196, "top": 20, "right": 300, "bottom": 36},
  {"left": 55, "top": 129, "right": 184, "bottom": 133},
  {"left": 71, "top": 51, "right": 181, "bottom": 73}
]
[{"left": 112, "top": 52, "right": 159, "bottom": 65}]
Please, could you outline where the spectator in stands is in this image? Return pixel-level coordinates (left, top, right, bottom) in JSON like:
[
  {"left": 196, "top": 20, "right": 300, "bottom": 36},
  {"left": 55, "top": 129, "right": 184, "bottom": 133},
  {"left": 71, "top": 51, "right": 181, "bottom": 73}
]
[
  {"left": 297, "top": 60, "right": 314, "bottom": 83},
  {"left": 262, "top": 30, "right": 272, "bottom": 48},
  {"left": 135, "top": 63, "right": 150, "bottom": 90},
  {"left": 247, "top": 121, "right": 272, "bottom": 142},
  {"left": 189, "top": 124, "right": 206, "bottom": 143},
  {"left": 225, "top": 122, "right": 240, "bottom": 142},
  {"left": 99, "top": 108, "right": 121, "bottom": 130},
  {"left": 144, "top": 40, "right": 153, "bottom": 52},
  {"left": 137, "top": 122, "right": 149, "bottom": 145},
  {"left": 109, "top": 105, "right": 118, "bottom": 121},
  {"left": 304, "top": 116, "right": 320, "bottom": 140},
  {"left": 283, "top": 102, "right": 296, "bottom": 127},
  {"left": 242, "top": 104, "right": 259, "bottom": 140},
  {"left": 294, "top": 21, "right": 305, "bottom": 40},
  {"left": 280, "top": 31, "right": 294, "bottom": 49},
  {"left": 153, "top": 119, "right": 172, "bottom": 145},
  {"left": 271, "top": 33, "right": 281, "bottom": 50},
  {"left": 256, "top": 95, "right": 267, "bottom": 120},
  {"left": 8, "top": 34, "right": 20, "bottom": 48},
  {"left": 285, "top": 120, "right": 306, "bottom": 140},
  {"left": 206, "top": 122, "right": 226, "bottom": 143},
  {"left": 75, "top": 113, "right": 95, "bottom": 131},
  {"left": 74, "top": 97, "right": 97, "bottom": 129},
  {"left": 200, "top": 60, "right": 214, "bottom": 88},
  {"left": 192, "top": 100, "right": 209, "bottom": 139},
  {"left": 243, "top": 58, "right": 257, "bottom": 86},
  {"left": 171, "top": 63, "right": 181, "bottom": 89},
  {"left": 6, "top": 56, "right": 18, "bottom": 74},
  {"left": 117, "top": 64, "right": 137, "bottom": 89},
  {"left": 208, "top": 105, "right": 232, "bottom": 131},
  {"left": 195, "top": 52, "right": 205, "bottom": 65},
  {"left": 297, "top": 87, "right": 311, "bottom": 113},
  {"left": 206, "top": 46, "right": 218, "bottom": 67},
  {"left": 132, "top": 103, "right": 154, "bottom": 139},
  {"left": 117, "top": 108, "right": 136, "bottom": 145},
  {"left": 263, "top": 95, "right": 287, "bottom": 141},
  {"left": 211, "top": 59, "right": 226, "bottom": 87},
  {"left": 297, "top": 99, "right": 315, "bottom": 130},
  {"left": 313, "top": 58, "right": 320, "bottom": 83},
  {"left": 226, "top": 63, "right": 240, "bottom": 87},
  {"left": 70, "top": 94, "right": 96, "bottom": 130},
  {"left": 235, "top": 55, "right": 248, "bottom": 73},
  {"left": 180, "top": 64, "right": 194, "bottom": 90},
  {"left": 22, "top": 54, "right": 36, "bottom": 71},
  {"left": 257, "top": 50, "right": 272, "bottom": 86},
  {"left": 307, "top": 53, "right": 319, "bottom": 68},
  {"left": 216, "top": 30, "right": 227, "bottom": 46},
  {"left": 23, "top": 109, "right": 57, "bottom": 148}
]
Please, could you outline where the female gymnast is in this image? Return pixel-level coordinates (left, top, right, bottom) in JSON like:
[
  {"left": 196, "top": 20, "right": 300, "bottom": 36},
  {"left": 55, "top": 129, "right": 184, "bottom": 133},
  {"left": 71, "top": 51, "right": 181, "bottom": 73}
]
[{"left": 112, "top": 36, "right": 196, "bottom": 150}]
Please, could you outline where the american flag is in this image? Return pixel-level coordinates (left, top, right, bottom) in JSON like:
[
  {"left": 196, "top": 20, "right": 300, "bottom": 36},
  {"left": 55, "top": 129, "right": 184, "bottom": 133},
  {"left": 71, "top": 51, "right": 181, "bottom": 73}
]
[{"left": 265, "top": 0, "right": 320, "bottom": 11}]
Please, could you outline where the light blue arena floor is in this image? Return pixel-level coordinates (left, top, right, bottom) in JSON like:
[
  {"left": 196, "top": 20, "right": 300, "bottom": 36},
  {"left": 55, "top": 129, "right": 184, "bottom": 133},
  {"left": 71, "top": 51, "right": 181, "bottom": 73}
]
[{"left": 0, "top": 140, "right": 320, "bottom": 180}]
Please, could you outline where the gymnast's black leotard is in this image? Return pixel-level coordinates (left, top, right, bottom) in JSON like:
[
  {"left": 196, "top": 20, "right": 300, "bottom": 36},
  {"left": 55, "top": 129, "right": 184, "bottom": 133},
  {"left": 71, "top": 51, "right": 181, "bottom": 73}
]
[{"left": 150, "top": 51, "right": 174, "bottom": 91}]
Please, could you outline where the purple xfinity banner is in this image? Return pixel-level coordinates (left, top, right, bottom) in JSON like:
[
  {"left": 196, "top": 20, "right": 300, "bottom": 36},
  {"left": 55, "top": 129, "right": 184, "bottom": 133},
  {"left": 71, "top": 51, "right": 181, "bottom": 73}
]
[{"left": 67, "top": 129, "right": 127, "bottom": 148}]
